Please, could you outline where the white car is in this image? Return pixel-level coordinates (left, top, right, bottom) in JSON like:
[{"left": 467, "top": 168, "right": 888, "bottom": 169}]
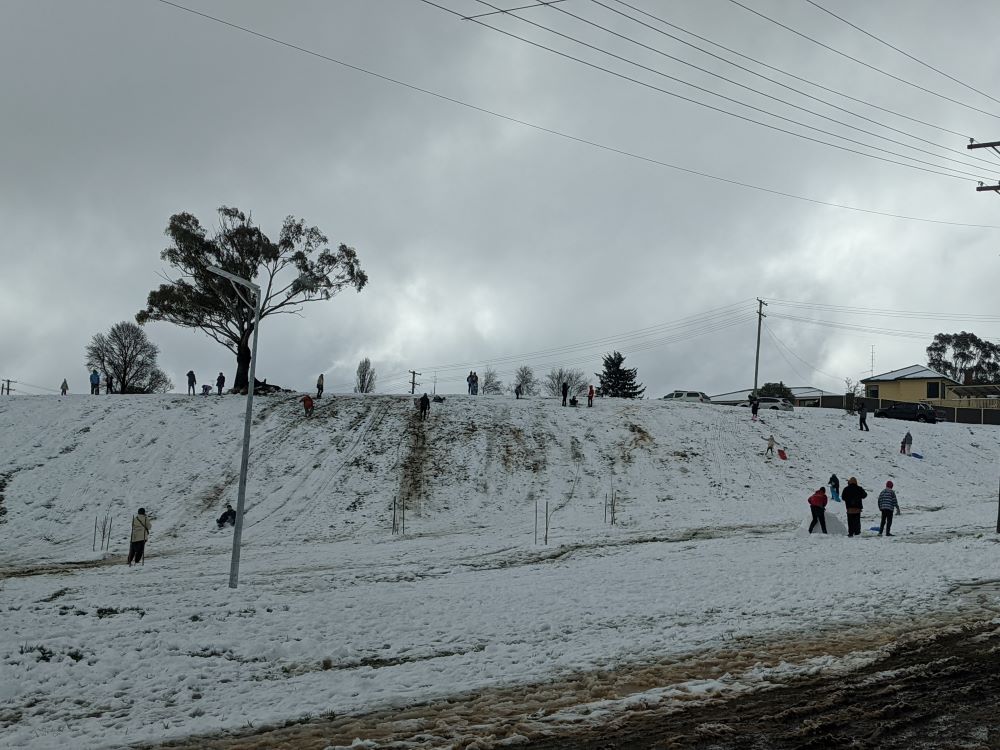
[
  {"left": 662, "top": 390, "right": 712, "bottom": 403},
  {"left": 739, "top": 396, "right": 794, "bottom": 411}
]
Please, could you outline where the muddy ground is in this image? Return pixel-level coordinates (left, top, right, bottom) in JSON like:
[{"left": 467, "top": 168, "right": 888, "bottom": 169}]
[{"left": 146, "top": 611, "right": 1000, "bottom": 750}]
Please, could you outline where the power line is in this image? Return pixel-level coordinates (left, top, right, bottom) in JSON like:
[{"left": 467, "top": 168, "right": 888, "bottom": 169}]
[
  {"left": 533, "top": 1, "right": 999, "bottom": 178},
  {"left": 605, "top": 0, "right": 973, "bottom": 141},
  {"left": 768, "top": 299, "right": 1000, "bottom": 323},
  {"left": 767, "top": 312, "right": 1000, "bottom": 342},
  {"left": 587, "top": 0, "right": 1000, "bottom": 173},
  {"left": 803, "top": 0, "right": 1000, "bottom": 109},
  {"left": 150, "top": 0, "right": 1000, "bottom": 229},
  {"left": 725, "top": 0, "right": 1000, "bottom": 121},
  {"left": 764, "top": 324, "right": 845, "bottom": 386},
  {"left": 440, "top": 0, "right": 990, "bottom": 181}
]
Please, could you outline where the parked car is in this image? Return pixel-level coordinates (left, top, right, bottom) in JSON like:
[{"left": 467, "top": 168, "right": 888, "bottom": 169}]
[
  {"left": 662, "top": 390, "right": 712, "bottom": 403},
  {"left": 738, "top": 396, "right": 794, "bottom": 411},
  {"left": 873, "top": 402, "right": 937, "bottom": 423}
]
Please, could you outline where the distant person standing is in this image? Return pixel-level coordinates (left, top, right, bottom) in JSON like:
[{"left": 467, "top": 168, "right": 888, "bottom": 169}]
[
  {"left": 89, "top": 369, "right": 100, "bottom": 395},
  {"left": 750, "top": 397, "right": 760, "bottom": 422},
  {"left": 419, "top": 392, "right": 430, "bottom": 420},
  {"left": 858, "top": 400, "right": 869, "bottom": 431},
  {"left": 588, "top": 384, "right": 595, "bottom": 407},
  {"left": 60, "top": 379, "right": 69, "bottom": 396},
  {"left": 186, "top": 370, "right": 197, "bottom": 395},
  {"left": 472, "top": 372, "right": 479, "bottom": 395},
  {"left": 316, "top": 373, "right": 324, "bottom": 399},
  {"left": 828, "top": 473, "right": 840, "bottom": 503},
  {"left": 841, "top": 477, "right": 867, "bottom": 537},
  {"left": 467, "top": 371, "right": 474, "bottom": 395},
  {"left": 216, "top": 372, "right": 225, "bottom": 395},
  {"left": 514, "top": 384, "right": 523, "bottom": 399},
  {"left": 128, "top": 508, "right": 151, "bottom": 566},
  {"left": 561, "top": 382, "right": 569, "bottom": 407},
  {"left": 807, "top": 486, "right": 828, "bottom": 534},
  {"left": 764, "top": 435, "right": 776, "bottom": 457},
  {"left": 877, "top": 481, "right": 900, "bottom": 536},
  {"left": 105, "top": 374, "right": 114, "bottom": 395},
  {"left": 299, "top": 394, "right": 314, "bottom": 417},
  {"left": 902, "top": 430, "right": 913, "bottom": 455}
]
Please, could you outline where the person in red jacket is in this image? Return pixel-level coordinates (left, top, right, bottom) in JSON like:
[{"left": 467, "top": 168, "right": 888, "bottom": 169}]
[
  {"left": 587, "top": 384, "right": 595, "bottom": 407},
  {"left": 807, "top": 486, "right": 828, "bottom": 534},
  {"left": 299, "top": 394, "right": 314, "bottom": 417}
]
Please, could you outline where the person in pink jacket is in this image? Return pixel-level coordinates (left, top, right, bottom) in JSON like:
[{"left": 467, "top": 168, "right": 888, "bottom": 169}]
[{"left": 807, "top": 486, "right": 828, "bottom": 534}]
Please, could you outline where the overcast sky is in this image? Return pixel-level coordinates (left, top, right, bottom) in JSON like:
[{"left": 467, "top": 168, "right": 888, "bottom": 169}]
[{"left": 3, "top": 0, "right": 1000, "bottom": 398}]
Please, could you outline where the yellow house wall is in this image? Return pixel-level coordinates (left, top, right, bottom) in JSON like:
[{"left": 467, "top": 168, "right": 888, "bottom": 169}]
[{"left": 867, "top": 379, "right": 951, "bottom": 403}]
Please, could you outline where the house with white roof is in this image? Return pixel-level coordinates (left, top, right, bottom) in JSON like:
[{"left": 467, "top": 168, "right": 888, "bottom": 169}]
[{"left": 860, "top": 365, "right": 959, "bottom": 405}]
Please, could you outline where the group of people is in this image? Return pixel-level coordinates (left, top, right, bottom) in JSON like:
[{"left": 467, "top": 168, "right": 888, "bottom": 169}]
[
  {"left": 561, "top": 383, "right": 596, "bottom": 407},
  {"left": 186, "top": 370, "right": 226, "bottom": 396},
  {"left": 808, "top": 474, "right": 901, "bottom": 537},
  {"left": 466, "top": 371, "right": 480, "bottom": 395}
]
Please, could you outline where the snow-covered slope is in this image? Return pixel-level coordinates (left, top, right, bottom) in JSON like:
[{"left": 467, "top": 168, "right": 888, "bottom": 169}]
[{"left": 2, "top": 394, "right": 999, "bottom": 748}]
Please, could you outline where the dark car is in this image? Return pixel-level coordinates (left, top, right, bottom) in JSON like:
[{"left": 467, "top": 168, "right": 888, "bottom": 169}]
[{"left": 873, "top": 402, "right": 937, "bottom": 423}]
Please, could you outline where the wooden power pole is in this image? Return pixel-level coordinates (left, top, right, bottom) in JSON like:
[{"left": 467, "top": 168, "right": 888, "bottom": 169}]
[
  {"left": 409, "top": 370, "right": 421, "bottom": 395},
  {"left": 968, "top": 139, "right": 1000, "bottom": 192},
  {"left": 752, "top": 298, "right": 767, "bottom": 397}
]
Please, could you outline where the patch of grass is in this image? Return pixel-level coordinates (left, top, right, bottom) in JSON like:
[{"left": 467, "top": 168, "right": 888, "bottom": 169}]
[
  {"left": 96, "top": 606, "right": 146, "bottom": 619},
  {"left": 67, "top": 649, "right": 85, "bottom": 662},
  {"left": 40, "top": 587, "right": 71, "bottom": 603},
  {"left": 190, "top": 614, "right": 201, "bottom": 622},
  {"left": 20, "top": 643, "right": 54, "bottom": 662}
]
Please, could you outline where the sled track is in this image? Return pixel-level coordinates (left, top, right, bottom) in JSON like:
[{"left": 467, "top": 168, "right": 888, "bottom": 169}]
[{"left": 248, "top": 399, "right": 393, "bottom": 531}]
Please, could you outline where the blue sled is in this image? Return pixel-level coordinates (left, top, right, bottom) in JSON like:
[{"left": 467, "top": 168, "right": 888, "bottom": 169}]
[
  {"left": 911, "top": 452, "right": 923, "bottom": 459},
  {"left": 869, "top": 526, "right": 881, "bottom": 532}
]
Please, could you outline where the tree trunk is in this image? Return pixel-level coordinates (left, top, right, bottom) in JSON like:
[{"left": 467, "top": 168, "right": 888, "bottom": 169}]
[{"left": 234, "top": 327, "right": 253, "bottom": 392}]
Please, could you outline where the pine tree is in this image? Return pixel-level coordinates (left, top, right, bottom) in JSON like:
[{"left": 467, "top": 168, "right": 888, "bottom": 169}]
[{"left": 596, "top": 351, "right": 645, "bottom": 399}]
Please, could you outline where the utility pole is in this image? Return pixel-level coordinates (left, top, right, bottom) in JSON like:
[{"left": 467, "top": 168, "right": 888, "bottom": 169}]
[
  {"left": 409, "top": 370, "right": 421, "bottom": 395},
  {"left": 752, "top": 298, "right": 767, "bottom": 396},
  {"left": 1, "top": 379, "right": 10, "bottom": 395},
  {"left": 969, "top": 139, "right": 1000, "bottom": 532},
  {"left": 968, "top": 139, "right": 1000, "bottom": 192}
]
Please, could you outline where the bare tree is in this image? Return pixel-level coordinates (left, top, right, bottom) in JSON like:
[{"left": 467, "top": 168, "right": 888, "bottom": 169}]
[
  {"left": 544, "top": 367, "right": 588, "bottom": 398},
  {"left": 512, "top": 365, "right": 538, "bottom": 396},
  {"left": 844, "top": 377, "right": 862, "bottom": 414},
  {"left": 481, "top": 367, "right": 504, "bottom": 395},
  {"left": 85, "top": 322, "right": 173, "bottom": 394},
  {"left": 354, "top": 357, "right": 377, "bottom": 393}
]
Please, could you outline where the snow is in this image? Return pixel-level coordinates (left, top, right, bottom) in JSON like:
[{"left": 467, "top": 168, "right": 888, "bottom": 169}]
[{"left": 1, "top": 393, "right": 999, "bottom": 748}]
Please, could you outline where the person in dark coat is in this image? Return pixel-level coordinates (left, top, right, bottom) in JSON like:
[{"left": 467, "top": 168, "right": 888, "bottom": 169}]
[
  {"left": 217, "top": 503, "right": 237, "bottom": 529},
  {"left": 858, "top": 400, "right": 869, "bottom": 431},
  {"left": 841, "top": 477, "right": 867, "bottom": 537},
  {"left": 828, "top": 473, "right": 840, "bottom": 503},
  {"left": 419, "top": 392, "right": 430, "bottom": 420},
  {"left": 106, "top": 374, "right": 114, "bottom": 395},
  {"left": 877, "top": 481, "right": 901, "bottom": 536},
  {"left": 514, "top": 384, "right": 522, "bottom": 399},
  {"left": 807, "top": 487, "right": 828, "bottom": 534},
  {"left": 216, "top": 372, "right": 226, "bottom": 395},
  {"left": 750, "top": 396, "right": 760, "bottom": 422},
  {"left": 561, "top": 382, "right": 569, "bottom": 406},
  {"left": 316, "top": 373, "right": 324, "bottom": 399},
  {"left": 187, "top": 370, "right": 196, "bottom": 395}
]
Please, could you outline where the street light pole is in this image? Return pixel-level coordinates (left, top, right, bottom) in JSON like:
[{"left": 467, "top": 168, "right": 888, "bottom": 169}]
[{"left": 206, "top": 266, "right": 261, "bottom": 589}]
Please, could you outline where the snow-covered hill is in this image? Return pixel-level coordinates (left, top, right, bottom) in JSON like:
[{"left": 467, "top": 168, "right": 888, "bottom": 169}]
[{"left": 2, "top": 393, "right": 1000, "bottom": 748}]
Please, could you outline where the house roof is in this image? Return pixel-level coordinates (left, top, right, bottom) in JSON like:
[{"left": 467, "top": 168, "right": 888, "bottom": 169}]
[{"left": 861, "top": 364, "right": 959, "bottom": 384}]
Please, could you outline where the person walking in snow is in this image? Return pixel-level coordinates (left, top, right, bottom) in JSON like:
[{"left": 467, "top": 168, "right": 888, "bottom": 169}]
[
  {"left": 764, "top": 435, "right": 776, "bottom": 457},
  {"left": 807, "top": 486, "right": 828, "bottom": 534},
  {"left": 561, "top": 382, "right": 569, "bottom": 407},
  {"left": 216, "top": 372, "right": 225, "bottom": 396},
  {"left": 60, "top": 379, "right": 68, "bottom": 396},
  {"left": 841, "top": 477, "right": 867, "bottom": 537},
  {"left": 89, "top": 369, "right": 100, "bottom": 395},
  {"left": 858, "top": 400, "right": 869, "bottom": 431},
  {"left": 902, "top": 431, "right": 913, "bottom": 456},
  {"left": 316, "top": 373, "right": 324, "bottom": 399},
  {"left": 419, "top": 392, "right": 430, "bottom": 420},
  {"left": 299, "top": 394, "right": 314, "bottom": 417},
  {"left": 128, "top": 507, "right": 151, "bottom": 566},
  {"left": 216, "top": 503, "right": 236, "bottom": 529},
  {"left": 877, "top": 481, "right": 901, "bottom": 536},
  {"left": 750, "top": 396, "right": 760, "bottom": 422},
  {"left": 828, "top": 473, "right": 841, "bottom": 503},
  {"left": 467, "top": 371, "right": 474, "bottom": 395},
  {"left": 588, "top": 384, "right": 595, "bottom": 407},
  {"left": 186, "top": 370, "right": 196, "bottom": 395}
]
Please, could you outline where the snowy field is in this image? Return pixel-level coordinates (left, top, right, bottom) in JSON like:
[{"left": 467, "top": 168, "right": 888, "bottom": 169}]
[{"left": 2, "top": 393, "right": 1000, "bottom": 749}]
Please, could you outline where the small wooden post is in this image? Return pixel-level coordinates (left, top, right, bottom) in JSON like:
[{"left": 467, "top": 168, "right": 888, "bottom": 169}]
[{"left": 93, "top": 517, "right": 98, "bottom": 551}]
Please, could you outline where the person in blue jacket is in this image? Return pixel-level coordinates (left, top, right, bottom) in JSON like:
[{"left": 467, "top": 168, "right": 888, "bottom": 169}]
[{"left": 89, "top": 369, "right": 100, "bottom": 395}]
